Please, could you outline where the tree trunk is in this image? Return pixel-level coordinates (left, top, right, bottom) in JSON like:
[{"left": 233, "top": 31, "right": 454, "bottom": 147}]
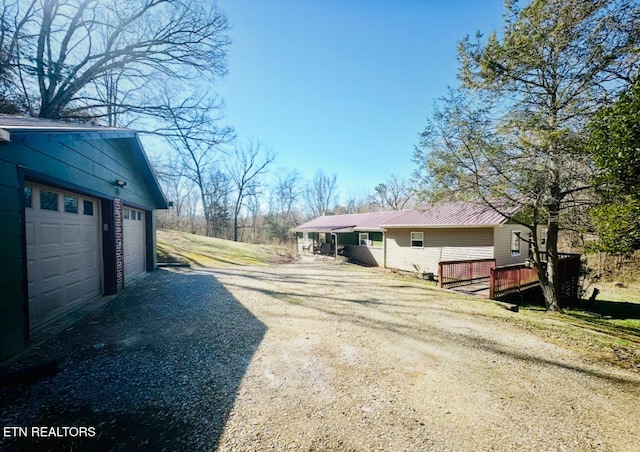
[
  {"left": 233, "top": 214, "right": 239, "bottom": 242},
  {"left": 542, "top": 200, "right": 562, "bottom": 311}
]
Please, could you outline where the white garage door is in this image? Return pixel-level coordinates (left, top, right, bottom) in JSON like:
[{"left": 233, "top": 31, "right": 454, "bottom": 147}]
[
  {"left": 25, "top": 183, "right": 102, "bottom": 330},
  {"left": 123, "top": 206, "right": 146, "bottom": 281}
]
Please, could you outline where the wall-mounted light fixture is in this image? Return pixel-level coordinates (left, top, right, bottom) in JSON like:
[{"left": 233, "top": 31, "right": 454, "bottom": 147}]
[{"left": 115, "top": 179, "right": 126, "bottom": 188}]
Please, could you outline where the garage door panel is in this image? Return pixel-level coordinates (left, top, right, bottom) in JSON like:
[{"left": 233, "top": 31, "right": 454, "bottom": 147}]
[
  {"left": 41, "top": 287, "right": 63, "bottom": 307},
  {"left": 82, "top": 249, "right": 98, "bottom": 270},
  {"left": 82, "top": 276, "right": 100, "bottom": 295},
  {"left": 123, "top": 206, "right": 146, "bottom": 281},
  {"left": 25, "top": 183, "right": 102, "bottom": 330},
  {"left": 64, "top": 224, "right": 81, "bottom": 245},
  {"left": 42, "top": 256, "right": 63, "bottom": 282},
  {"left": 40, "top": 222, "right": 62, "bottom": 247},
  {"left": 65, "top": 251, "right": 82, "bottom": 270},
  {"left": 82, "top": 224, "right": 96, "bottom": 243},
  {"left": 25, "top": 223, "right": 35, "bottom": 251},
  {"left": 26, "top": 258, "right": 35, "bottom": 285},
  {"left": 66, "top": 281, "right": 83, "bottom": 304}
]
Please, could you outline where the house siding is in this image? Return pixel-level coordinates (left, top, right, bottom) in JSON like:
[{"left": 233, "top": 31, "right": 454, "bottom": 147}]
[
  {"left": 493, "top": 224, "right": 531, "bottom": 266},
  {"left": 342, "top": 245, "right": 384, "bottom": 266},
  {"left": 385, "top": 227, "right": 494, "bottom": 274}
]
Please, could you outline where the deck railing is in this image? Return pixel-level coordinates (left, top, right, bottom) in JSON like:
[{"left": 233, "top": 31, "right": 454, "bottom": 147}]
[
  {"left": 489, "top": 253, "right": 582, "bottom": 301},
  {"left": 438, "top": 258, "right": 496, "bottom": 289},
  {"left": 489, "top": 264, "right": 539, "bottom": 299},
  {"left": 557, "top": 254, "right": 582, "bottom": 300},
  {"left": 439, "top": 253, "right": 582, "bottom": 302}
]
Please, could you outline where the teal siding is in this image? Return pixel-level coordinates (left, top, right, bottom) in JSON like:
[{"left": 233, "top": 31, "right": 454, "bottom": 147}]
[
  {"left": 0, "top": 163, "right": 26, "bottom": 359},
  {"left": 337, "top": 232, "right": 358, "bottom": 246},
  {"left": 9, "top": 137, "right": 160, "bottom": 209}
]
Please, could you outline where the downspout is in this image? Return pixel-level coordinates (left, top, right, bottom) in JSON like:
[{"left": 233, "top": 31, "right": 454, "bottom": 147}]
[{"left": 382, "top": 228, "right": 387, "bottom": 268}]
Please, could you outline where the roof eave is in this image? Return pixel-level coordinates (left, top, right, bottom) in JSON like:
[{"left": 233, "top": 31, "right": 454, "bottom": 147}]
[{"left": 380, "top": 223, "right": 504, "bottom": 228}]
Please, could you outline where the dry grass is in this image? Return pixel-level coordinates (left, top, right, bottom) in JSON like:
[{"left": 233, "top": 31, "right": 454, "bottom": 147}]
[
  {"left": 156, "top": 229, "right": 298, "bottom": 267},
  {"left": 385, "top": 269, "right": 640, "bottom": 372}
]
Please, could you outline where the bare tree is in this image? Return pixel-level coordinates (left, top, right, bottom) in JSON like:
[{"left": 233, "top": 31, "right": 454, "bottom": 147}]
[
  {"left": 160, "top": 92, "right": 234, "bottom": 236},
  {"left": 369, "top": 175, "right": 414, "bottom": 211},
  {"left": 267, "top": 169, "right": 302, "bottom": 242},
  {"left": 226, "top": 141, "right": 275, "bottom": 242},
  {"left": 0, "top": 0, "right": 229, "bottom": 122},
  {"left": 203, "top": 168, "right": 232, "bottom": 239},
  {"left": 306, "top": 170, "right": 337, "bottom": 217},
  {"left": 342, "top": 192, "right": 372, "bottom": 214},
  {"left": 154, "top": 155, "right": 194, "bottom": 230}
]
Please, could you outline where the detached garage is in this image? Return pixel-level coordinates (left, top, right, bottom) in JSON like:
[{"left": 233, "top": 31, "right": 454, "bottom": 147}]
[{"left": 0, "top": 116, "right": 167, "bottom": 360}]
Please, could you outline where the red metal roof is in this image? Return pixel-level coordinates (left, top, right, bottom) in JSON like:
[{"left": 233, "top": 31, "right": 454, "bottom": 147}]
[
  {"left": 294, "top": 202, "right": 510, "bottom": 232},
  {"left": 294, "top": 210, "right": 407, "bottom": 231},
  {"left": 381, "top": 202, "right": 509, "bottom": 227}
]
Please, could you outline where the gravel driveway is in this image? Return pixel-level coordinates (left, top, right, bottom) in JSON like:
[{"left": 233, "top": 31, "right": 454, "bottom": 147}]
[{"left": 2, "top": 258, "right": 640, "bottom": 451}]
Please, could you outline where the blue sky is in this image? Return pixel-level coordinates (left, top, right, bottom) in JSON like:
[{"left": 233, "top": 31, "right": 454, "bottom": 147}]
[{"left": 214, "top": 0, "right": 506, "bottom": 203}]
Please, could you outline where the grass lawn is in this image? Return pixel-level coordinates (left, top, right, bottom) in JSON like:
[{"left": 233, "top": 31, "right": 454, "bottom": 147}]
[
  {"left": 157, "top": 229, "right": 295, "bottom": 267},
  {"left": 494, "top": 281, "right": 640, "bottom": 372}
]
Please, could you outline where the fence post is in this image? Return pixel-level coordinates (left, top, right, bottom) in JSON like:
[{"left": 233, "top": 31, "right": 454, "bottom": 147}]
[
  {"left": 438, "top": 262, "right": 443, "bottom": 288},
  {"left": 489, "top": 268, "right": 495, "bottom": 299}
]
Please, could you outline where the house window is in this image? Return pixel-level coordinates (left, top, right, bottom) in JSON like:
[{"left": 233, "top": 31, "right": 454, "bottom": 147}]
[
  {"left": 83, "top": 200, "right": 94, "bottom": 216},
  {"left": 370, "top": 232, "right": 383, "bottom": 247},
  {"left": 40, "top": 190, "right": 58, "bottom": 211},
  {"left": 124, "top": 208, "right": 130, "bottom": 220},
  {"left": 511, "top": 231, "right": 521, "bottom": 256},
  {"left": 411, "top": 232, "right": 424, "bottom": 248},
  {"left": 64, "top": 196, "right": 79, "bottom": 214},
  {"left": 540, "top": 228, "right": 548, "bottom": 246},
  {"left": 137, "top": 211, "right": 142, "bottom": 221},
  {"left": 24, "top": 186, "right": 32, "bottom": 208},
  {"left": 359, "top": 233, "right": 369, "bottom": 246}
]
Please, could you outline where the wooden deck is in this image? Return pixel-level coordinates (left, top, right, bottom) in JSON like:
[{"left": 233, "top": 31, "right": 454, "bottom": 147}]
[
  {"left": 449, "top": 282, "right": 520, "bottom": 312},
  {"left": 440, "top": 254, "right": 582, "bottom": 304},
  {"left": 450, "top": 282, "right": 490, "bottom": 298}
]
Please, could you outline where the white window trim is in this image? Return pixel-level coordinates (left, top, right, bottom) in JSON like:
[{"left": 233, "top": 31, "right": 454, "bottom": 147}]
[
  {"left": 411, "top": 231, "right": 424, "bottom": 248},
  {"left": 511, "top": 231, "right": 521, "bottom": 257},
  {"left": 359, "top": 232, "right": 369, "bottom": 246}
]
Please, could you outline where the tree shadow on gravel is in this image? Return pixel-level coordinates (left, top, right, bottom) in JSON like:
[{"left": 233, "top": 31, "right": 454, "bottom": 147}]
[
  {"left": 211, "top": 268, "right": 640, "bottom": 387},
  {"left": 0, "top": 269, "right": 266, "bottom": 451}
]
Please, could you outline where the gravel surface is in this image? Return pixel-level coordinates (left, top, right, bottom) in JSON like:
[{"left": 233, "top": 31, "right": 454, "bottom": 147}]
[{"left": 1, "top": 257, "right": 640, "bottom": 451}]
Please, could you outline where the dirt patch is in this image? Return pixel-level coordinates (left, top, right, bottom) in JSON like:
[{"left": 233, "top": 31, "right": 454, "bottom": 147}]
[{"left": 210, "top": 259, "right": 640, "bottom": 451}]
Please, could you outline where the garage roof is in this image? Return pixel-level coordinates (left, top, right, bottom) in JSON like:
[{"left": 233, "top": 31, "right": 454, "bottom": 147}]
[{"left": 0, "top": 115, "right": 167, "bottom": 209}]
